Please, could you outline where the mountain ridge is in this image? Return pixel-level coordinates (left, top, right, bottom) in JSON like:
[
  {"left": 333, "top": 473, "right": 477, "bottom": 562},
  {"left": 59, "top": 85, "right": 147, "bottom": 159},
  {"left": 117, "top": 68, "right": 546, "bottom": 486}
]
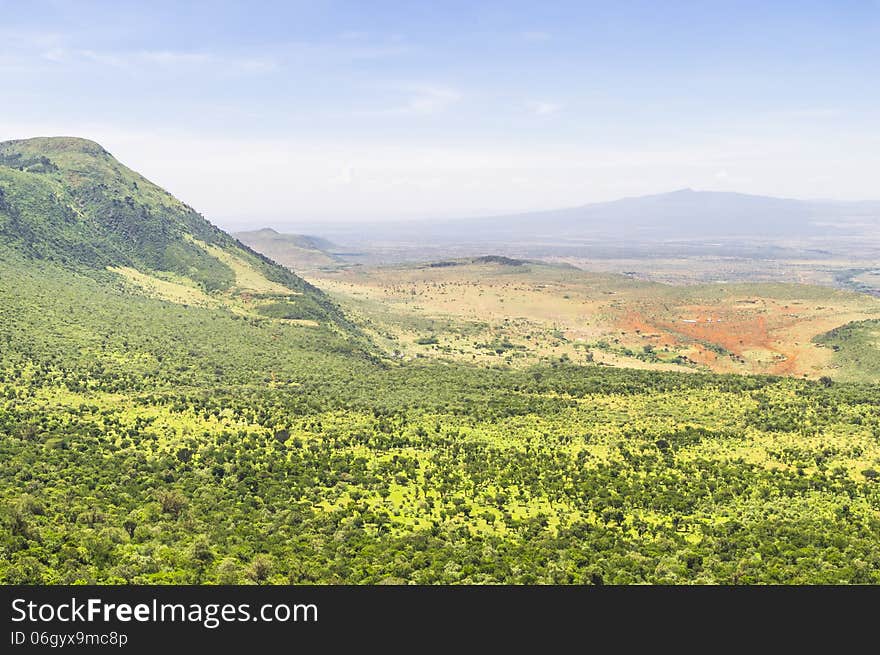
[
  {"left": 268, "top": 188, "right": 880, "bottom": 254},
  {"left": 449, "top": 188, "right": 880, "bottom": 239}
]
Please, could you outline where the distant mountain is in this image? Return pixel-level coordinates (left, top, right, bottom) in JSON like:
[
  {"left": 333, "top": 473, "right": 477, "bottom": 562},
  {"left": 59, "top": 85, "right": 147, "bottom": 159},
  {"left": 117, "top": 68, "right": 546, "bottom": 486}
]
[
  {"left": 234, "top": 228, "right": 341, "bottom": 270},
  {"left": 0, "top": 136, "right": 348, "bottom": 326},
  {"left": 276, "top": 189, "right": 880, "bottom": 258},
  {"left": 451, "top": 189, "right": 880, "bottom": 241}
]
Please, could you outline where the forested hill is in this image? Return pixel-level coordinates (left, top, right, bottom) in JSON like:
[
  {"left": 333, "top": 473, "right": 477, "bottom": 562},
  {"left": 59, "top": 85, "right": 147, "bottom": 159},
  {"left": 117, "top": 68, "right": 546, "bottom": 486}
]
[{"left": 0, "top": 136, "right": 348, "bottom": 328}]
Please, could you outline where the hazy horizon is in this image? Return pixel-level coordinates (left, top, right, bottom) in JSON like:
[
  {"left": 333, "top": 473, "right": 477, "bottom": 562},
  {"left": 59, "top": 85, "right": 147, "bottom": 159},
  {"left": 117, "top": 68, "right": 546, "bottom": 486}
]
[
  {"left": 3, "top": 1, "right": 879, "bottom": 227},
  {"left": 220, "top": 186, "right": 880, "bottom": 233}
]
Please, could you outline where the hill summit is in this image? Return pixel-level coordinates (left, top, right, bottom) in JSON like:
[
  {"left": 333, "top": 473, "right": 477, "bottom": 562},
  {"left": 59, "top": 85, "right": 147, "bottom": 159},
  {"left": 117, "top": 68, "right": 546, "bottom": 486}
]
[{"left": 0, "top": 136, "right": 346, "bottom": 326}]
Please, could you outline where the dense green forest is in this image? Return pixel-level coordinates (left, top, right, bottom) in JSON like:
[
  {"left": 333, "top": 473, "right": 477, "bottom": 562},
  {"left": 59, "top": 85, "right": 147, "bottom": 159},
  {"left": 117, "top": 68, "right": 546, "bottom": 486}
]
[
  {"left": 2, "top": 138, "right": 880, "bottom": 584},
  {"left": 3, "top": 252, "right": 880, "bottom": 584}
]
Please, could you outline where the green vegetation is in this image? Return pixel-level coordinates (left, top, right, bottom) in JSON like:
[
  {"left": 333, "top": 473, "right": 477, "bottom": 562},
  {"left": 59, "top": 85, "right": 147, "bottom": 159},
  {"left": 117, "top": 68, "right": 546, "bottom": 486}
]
[
  {"left": 2, "top": 138, "right": 880, "bottom": 585},
  {"left": 3, "top": 252, "right": 880, "bottom": 584},
  {"left": 0, "top": 137, "right": 346, "bottom": 326},
  {"left": 233, "top": 228, "right": 341, "bottom": 271},
  {"left": 814, "top": 319, "right": 880, "bottom": 382},
  {"left": 834, "top": 268, "right": 880, "bottom": 297}
]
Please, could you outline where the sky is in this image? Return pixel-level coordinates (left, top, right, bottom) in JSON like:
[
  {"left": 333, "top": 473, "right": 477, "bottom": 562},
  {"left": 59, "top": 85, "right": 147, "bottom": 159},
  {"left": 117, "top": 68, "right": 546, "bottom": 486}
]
[{"left": 1, "top": 1, "right": 879, "bottom": 229}]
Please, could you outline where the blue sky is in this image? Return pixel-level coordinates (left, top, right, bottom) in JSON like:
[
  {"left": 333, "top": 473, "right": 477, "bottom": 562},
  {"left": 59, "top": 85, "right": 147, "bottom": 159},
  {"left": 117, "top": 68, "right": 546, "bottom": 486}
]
[{"left": 1, "top": 1, "right": 878, "bottom": 227}]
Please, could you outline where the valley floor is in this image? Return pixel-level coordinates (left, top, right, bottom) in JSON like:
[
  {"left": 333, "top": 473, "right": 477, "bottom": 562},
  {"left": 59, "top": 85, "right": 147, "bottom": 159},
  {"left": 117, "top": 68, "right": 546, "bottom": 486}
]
[
  {"left": 3, "top": 256, "right": 880, "bottom": 584},
  {"left": 306, "top": 259, "right": 880, "bottom": 382}
]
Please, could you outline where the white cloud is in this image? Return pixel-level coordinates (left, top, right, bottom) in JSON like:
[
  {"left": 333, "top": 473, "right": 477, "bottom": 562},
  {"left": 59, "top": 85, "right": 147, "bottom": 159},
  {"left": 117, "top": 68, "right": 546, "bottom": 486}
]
[
  {"left": 40, "top": 48, "right": 70, "bottom": 63},
  {"left": 299, "top": 37, "right": 411, "bottom": 62},
  {"left": 34, "top": 47, "right": 278, "bottom": 74},
  {"left": 138, "top": 51, "right": 214, "bottom": 66},
  {"left": 527, "top": 101, "right": 562, "bottom": 116},
  {"left": 40, "top": 48, "right": 129, "bottom": 67},
  {"left": 393, "top": 86, "right": 461, "bottom": 115},
  {"left": 337, "top": 165, "right": 355, "bottom": 185},
  {"left": 4, "top": 31, "right": 405, "bottom": 75}
]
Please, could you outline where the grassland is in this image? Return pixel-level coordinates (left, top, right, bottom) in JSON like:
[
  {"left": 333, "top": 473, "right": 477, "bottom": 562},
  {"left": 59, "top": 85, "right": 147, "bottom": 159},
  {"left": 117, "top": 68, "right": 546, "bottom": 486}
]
[{"left": 307, "top": 259, "right": 880, "bottom": 381}]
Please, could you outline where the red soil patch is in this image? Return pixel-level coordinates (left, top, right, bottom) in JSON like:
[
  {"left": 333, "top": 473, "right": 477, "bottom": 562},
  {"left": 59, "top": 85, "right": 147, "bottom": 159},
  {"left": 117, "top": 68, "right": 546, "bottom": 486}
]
[
  {"left": 772, "top": 350, "right": 799, "bottom": 375},
  {"left": 618, "top": 303, "right": 808, "bottom": 375},
  {"left": 686, "top": 344, "right": 721, "bottom": 367},
  {"left": 663, "top": 313, "right": 770, "bottom": 356},
  {"left": 618, "top": 306, "right": 774, "bottom": 356},
  {"left": 618, "top": 310, "right": 661, "bottom": 335}
]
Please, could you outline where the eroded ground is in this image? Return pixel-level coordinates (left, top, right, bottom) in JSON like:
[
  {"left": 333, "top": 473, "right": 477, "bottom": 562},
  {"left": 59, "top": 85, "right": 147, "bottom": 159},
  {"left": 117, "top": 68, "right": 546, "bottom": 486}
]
[{"left": 307, "top": 260, "right": 880, "bottom": 380}]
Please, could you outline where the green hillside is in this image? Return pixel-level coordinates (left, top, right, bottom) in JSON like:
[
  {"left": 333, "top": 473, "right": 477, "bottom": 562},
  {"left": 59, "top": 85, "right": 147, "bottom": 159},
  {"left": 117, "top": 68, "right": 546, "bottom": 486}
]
[
  {"left": 1, "top": 138, "right": 880, "bottom": 584},
  {"left": 0, "top": 137, "right": 346, "bottom": 325},
  {"left": 814, "top": 319, "right": 880, "bottom": 382},
  {"left": 234, "top": 228, "right": 341, "bottom": 270}
]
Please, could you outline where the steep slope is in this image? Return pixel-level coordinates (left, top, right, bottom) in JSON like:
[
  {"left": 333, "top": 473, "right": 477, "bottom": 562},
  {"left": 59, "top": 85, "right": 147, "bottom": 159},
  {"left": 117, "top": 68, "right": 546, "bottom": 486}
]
[
  {"left": 234, "top": 228, "right": 341, "bottom": 270},
  {"left": 0, "top": 137, "right": 347, "bottom": 326}
]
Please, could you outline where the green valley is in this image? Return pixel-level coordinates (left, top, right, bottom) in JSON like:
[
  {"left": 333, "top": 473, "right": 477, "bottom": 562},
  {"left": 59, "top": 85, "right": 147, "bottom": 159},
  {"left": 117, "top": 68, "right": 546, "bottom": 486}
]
[{"left": 2, "top": 138, "right": 880, "bottom": 584}]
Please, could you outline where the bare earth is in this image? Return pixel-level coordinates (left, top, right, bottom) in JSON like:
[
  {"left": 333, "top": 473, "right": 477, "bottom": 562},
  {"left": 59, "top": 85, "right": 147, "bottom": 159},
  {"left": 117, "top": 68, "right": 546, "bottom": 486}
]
[{"left": 306, "top": 260, "right": 880, "bottom": 380}]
